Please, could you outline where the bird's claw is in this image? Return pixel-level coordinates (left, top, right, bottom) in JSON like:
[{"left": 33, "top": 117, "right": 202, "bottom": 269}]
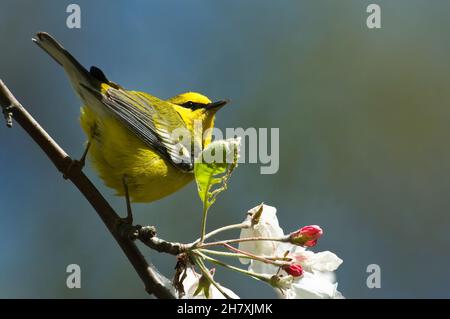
[
  {"left": 63, "top": 159, "right": 85, "bottom": 179},
  {"left": 120, "top": 215, "right": 134, "bottom": 226}
]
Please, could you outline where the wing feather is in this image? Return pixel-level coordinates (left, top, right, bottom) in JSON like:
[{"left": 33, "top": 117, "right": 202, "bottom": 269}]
[{"left": 97, "top": 87, "right": 194, "bottom": 172}]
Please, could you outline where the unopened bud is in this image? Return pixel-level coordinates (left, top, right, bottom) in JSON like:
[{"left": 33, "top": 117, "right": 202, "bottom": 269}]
[
  {"left": 269, "top": 274, "right": 293, "bottom": 289},
  {"left": 289, "top": 225, "right": 323, "bottom": 247},
  {"left": 282, "top": 264, "right": 304, "bottom": 277}
]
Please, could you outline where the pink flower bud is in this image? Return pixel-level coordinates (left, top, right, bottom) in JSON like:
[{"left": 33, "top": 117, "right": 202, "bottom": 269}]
[
  {"left": 282, "top": 264, "right": 304, "bottom": 277},
  {"left": 289, "top": 225, "right": 323, "bottom": 247}
]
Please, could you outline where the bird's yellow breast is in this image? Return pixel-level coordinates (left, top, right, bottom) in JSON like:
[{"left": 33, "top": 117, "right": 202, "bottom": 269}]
[{"left": 80, "top": 106, "right": 195, "bottom": 202}]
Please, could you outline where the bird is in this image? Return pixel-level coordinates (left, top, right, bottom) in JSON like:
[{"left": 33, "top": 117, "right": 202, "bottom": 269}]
[{"left": 32, "top": 32, "right": 228, "bottom": 223}]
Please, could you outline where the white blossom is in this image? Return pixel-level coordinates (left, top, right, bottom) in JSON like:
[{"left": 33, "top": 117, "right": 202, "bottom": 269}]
[
  {"left": 285, "top": 271, "right": 343, "bottom": 299},
  {"left": 236, "top": 204, "right": 345, "bottom": 298},
  {"left": 273, "top": 245, "right": 343, "bottom": 298},
  {"left": 238, "top": 204, "right": 284, "bottom": 264},
  {"left": 237, "top": 204, "right": 344, "bottom": 298},
  {"left": 292, "top": 250, "right": 343, "bottom": 273}
]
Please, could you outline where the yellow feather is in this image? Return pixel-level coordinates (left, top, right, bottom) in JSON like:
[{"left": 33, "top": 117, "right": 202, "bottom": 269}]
[{"left": 80, "top": 91, "right": 219, "bottom": 203}]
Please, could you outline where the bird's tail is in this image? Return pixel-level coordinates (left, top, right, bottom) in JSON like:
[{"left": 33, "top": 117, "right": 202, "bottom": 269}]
[{"left": 32, "top": 32, "right": 95, "bottom": 91}]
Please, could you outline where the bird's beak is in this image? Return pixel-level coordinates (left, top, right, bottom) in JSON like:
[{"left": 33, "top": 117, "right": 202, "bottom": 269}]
[{"left": 207, "top": 100, "right": 228, "bottom": 110}]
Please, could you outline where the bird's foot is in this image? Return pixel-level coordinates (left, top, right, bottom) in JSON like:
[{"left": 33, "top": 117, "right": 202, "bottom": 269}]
[
  {"left": 63, "top": 142, "right": 90, "bottom": 179},
  {"left": 63, "top": 158, "right": 85, "bottom": 179},
  {"left": 120, "top": 215, "right": 134, "bottom": 226}
]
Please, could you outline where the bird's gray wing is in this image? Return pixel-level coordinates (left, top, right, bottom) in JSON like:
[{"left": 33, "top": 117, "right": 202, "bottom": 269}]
[{"left": 84, "top": 85, "right": 194, "bottom": 172}]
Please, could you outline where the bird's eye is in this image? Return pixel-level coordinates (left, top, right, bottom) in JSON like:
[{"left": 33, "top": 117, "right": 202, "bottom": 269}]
[{"left": 181, "top": 101, "right": 204, "bottom": 109}]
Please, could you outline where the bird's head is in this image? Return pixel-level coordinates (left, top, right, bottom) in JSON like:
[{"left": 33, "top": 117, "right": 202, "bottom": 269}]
[
  {"left": 168, "top": 92, "right": 228, "bottom": 114},
  {"left": 168, "top": 92, "right": 228, "bottom": 146}
]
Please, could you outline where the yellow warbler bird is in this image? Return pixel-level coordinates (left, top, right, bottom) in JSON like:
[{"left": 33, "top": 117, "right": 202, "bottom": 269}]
[{"left": 33, "top": 32, "right": 227, "bottom": 222}]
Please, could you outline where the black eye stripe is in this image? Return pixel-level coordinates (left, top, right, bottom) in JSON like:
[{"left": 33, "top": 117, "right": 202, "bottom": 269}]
[{"left": 180, "top": 101, "right": 206, "bottom": 110}]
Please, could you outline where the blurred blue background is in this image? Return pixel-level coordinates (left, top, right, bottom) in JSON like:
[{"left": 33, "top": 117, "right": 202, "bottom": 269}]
[{"left": 1, "top": 0, "right": 450, "bottom": 298}]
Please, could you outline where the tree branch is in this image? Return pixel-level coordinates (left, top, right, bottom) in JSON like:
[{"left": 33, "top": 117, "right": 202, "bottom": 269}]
[
  {"left": 129, "top": 225, "right": 187, "bottom": 255},
  {"left": 0, "top": 79, "right": 177, "bottom": 299}
]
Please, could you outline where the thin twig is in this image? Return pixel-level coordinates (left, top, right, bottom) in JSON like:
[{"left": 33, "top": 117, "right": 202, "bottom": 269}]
[
  {"left": 198, "top": 248, "right": 290, "bottom": 267},
  {"left": 199, "top": 202, "right": 209, "bottom": 244},
  {"left": 196, "top": 235, "right": 290, "bottom": 249},
  {"left": 0, "top": 79, "right": 176, "bottom": 299},
  {"left": 129, "top": 225, "right": 187, "bottom": 255},
  {"left": 192, "top": 254, "right": 233, "bottom": 299},
  {"left": 193, "top": 221, "right": 250, "bottom": 245},
  {"left": 195, "top": 251, "right": 270, "bottom": 283},
  {"left": 222, "top": 243, "right": 289, "bottom": 267}
]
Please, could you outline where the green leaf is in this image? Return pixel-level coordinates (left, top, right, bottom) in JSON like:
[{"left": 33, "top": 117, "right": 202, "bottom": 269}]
[{"left": 194, "top": 138, "right": 240, "bottom": 210}]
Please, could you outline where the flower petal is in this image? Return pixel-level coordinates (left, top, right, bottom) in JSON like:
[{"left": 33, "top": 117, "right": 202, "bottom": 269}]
[
  {"left": 295, "top": 251, "right": 343, "bottom": 272},
  {"left": 238, "top": 204, "right": 284, "bottom": 264},
  {"left": 289, "top": 272, "right": 341, "bottom": 299}
]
